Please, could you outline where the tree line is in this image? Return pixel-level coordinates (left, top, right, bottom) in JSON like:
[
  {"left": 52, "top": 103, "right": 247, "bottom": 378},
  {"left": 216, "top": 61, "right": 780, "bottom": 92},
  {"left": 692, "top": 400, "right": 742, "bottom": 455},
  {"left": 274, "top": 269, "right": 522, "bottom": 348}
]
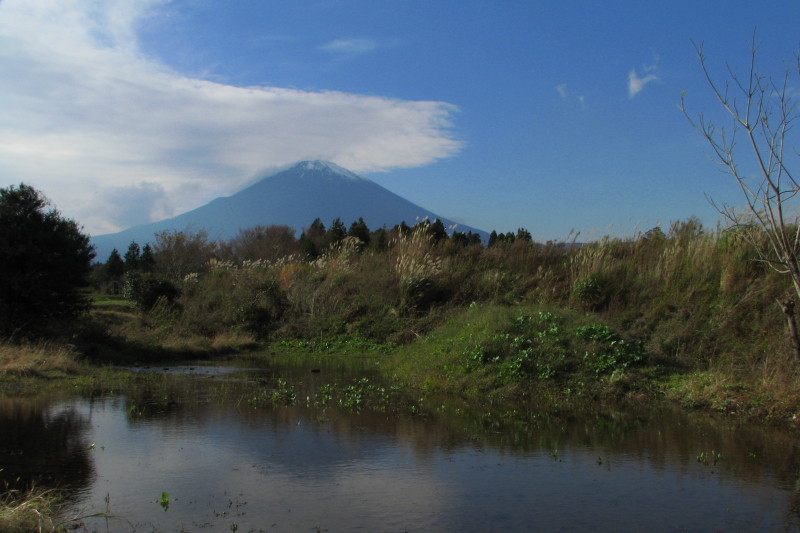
[{"left": 91, "top": 216, "right": 498, "bottom": 291}]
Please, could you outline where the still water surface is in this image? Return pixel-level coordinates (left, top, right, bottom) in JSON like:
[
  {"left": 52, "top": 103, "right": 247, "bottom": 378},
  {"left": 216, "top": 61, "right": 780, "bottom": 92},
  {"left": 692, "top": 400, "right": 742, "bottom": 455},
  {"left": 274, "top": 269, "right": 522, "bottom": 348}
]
[{"left": 2, "top": 355, "right": 800, "bottom": 532}]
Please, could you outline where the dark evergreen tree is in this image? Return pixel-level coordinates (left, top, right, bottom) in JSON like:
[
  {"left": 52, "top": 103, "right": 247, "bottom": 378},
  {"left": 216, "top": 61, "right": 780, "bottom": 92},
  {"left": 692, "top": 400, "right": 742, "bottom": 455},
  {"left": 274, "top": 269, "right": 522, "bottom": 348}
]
[
  {"left": 430, "top": 218, "right": 447, "bottom": 242},
  {"left": 371, "top": 227, "right": 388, "bottom": 252},
  {"left": 104, "top": 248, "right": 125, "bottom": 295},
  {"left": 124, "top": 241, "right": 141, "bottom": 272},
  {"left": 395, "top": 221, "right": 411, "bottom": 236},
  {"left": 309, "top": 218, "right": 326, "bottom": 235},
  {"left": 488, "top": 231, "right": 498, "bottom": 247},
  {"left": 105, "top": 249, "right": 124, "bottom": 280},
  {"left": 0, "top": 184, "right": 95, "bottom": 332},
  {"left": 326, "top": 217, "right": 347, "bottom": 246},
  {"left": 516, "top": 228, "right": 532, "bottom": 241},
  {"left": 450, "top": 231, "right": 469, "bottom": 247},
  {"left": 140, "top": 243, "right": 156, "bottom": 272},
  {"left": 300, "top": 218, "right": 326, "bottom": 259},
  {"left": 299, "top": 233, "right": 319, "bottom": 259},
  {"left": 467, "top": 232, "right": 483, "bottom": 246},
  {"left": 347, "top": 217, "right": 371, "bottom": 245}
]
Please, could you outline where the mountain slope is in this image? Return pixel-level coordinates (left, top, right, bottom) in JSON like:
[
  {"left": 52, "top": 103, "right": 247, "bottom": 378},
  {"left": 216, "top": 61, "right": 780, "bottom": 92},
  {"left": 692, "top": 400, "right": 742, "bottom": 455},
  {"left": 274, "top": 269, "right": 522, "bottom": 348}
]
[{"left": 91, "top": 161, "right": 487, "bottom": 260}]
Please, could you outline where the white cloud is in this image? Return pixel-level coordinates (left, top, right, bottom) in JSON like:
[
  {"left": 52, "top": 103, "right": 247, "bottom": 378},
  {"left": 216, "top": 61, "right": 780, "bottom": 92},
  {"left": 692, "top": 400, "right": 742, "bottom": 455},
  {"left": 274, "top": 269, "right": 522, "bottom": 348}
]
[
  {"left": 320, "top": 38, "right": 378, "bottom": 54},
  {"left": 556, "top": 84, "right": 567, "bottom": 98},
  {"left": 0, "top": 1, "right": 461, "bottom": 235},
  {"left": 628, "top": 66, "right": 659, "bottom": 98},
  {"left": 97, "top": 182, "right": 173, "bottom": 228}
]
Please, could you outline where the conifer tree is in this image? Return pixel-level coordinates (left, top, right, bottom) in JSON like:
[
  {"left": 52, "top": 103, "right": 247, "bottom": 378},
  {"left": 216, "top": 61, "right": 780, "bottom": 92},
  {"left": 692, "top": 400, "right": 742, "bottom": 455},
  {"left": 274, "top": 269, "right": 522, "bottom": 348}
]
[
  {"left": 395, "top": 221, "right": 411, "bottom": 236},
  {"left": 516, "top": 228, "right": 532, "bottom": 241},
  {"left": 430, "top": 219, "right": 447, "bottom": 242},
  {"left": 326, "top": 218, "right": 347, "bottom": 246},
  {"left": 347, "top": 217, "right": 371, "bottom": 245},
  {"left": 104, "top": 248, "right": 125, "bottom": 295},
  {"left": 0, "top": 184, "right": 95, "bottom": 332},
  {"left": 105, "top": 249, "right": 124, "bottom": 280},
  {"left": 140, "top": 244, "right": 156, "bottom": 272},
  {"left": 124, "top": 241, "right": 141, "bottom": 272},
  {"left": 372, "top": 227, "right": 388, "bottom": 252}
]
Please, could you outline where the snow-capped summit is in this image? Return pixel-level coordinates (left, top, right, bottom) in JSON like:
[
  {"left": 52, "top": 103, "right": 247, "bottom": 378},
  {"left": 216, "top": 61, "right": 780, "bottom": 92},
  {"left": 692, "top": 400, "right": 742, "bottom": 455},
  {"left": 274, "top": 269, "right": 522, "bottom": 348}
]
[
  {"left": 296, "top": 160, "right": 369, "bottom": 182},
  {"left": 90, "top": 160, "right": 488, "bottom": 259}
]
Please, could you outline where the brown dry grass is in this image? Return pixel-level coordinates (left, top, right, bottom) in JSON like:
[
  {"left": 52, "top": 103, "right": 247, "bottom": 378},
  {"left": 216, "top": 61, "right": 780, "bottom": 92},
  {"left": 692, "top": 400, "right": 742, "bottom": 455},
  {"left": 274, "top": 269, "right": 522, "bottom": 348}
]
[
  {"left": 0, "top": 343, "right": 82, "bottom": 377},
  {"left": 0, "top": 486, "right": 64, "bottom": 533}
]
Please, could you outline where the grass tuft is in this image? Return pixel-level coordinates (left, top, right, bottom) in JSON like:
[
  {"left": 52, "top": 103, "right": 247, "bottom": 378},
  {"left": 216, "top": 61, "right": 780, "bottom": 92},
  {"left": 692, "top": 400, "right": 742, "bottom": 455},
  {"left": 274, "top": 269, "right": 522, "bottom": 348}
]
[{"left": 0, "top": 485, "right": 64, "bottom": 533}]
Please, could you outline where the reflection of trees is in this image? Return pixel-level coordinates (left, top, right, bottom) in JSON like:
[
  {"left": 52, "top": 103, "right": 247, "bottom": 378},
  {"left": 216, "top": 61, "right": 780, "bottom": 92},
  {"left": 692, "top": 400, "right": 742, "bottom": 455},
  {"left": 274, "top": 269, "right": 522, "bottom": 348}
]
[
  {"left": 6, "top": 365, "right": 800, "bottom": 527},
  {"left": 126, "top": 373, "right": 800, "bottom": 492},
  {"left": 0, "top": 398, "right": 93, "bottom": 493}
]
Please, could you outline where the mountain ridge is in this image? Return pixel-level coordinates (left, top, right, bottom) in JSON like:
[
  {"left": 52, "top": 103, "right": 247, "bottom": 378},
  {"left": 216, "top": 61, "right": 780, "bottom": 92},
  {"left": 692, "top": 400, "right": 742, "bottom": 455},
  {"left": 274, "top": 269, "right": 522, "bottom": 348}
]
[{"left": 90, "top": 160, "right": 488, "bottom": 260}]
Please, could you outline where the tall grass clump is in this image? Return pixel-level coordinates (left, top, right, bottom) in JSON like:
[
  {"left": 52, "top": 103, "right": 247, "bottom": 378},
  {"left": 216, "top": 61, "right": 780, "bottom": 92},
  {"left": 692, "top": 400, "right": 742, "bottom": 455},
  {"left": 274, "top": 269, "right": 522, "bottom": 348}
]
[
  {"left": 0, "top": 486, "right": 65, "bottom": 533},
  {"left": 394, "top": 226, "right": 443, "bottom": 313}
]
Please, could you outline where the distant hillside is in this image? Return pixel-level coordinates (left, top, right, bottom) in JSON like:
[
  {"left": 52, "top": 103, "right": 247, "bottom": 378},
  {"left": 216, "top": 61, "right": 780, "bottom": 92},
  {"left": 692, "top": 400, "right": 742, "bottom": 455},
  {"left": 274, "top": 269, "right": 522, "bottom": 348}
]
[{"left": 90, "top": 161, "right": 488, "bottom": 260}]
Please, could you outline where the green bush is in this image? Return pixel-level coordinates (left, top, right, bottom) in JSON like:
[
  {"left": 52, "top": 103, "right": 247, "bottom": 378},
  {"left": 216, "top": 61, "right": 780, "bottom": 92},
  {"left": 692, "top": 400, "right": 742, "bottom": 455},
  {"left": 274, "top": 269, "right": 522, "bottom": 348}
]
[
  {"left": 463, "top": 312, "right": 570, "bottom": 381},
  {"left": 124, "top": 272, "right": 181, "bottom": 312},
  {"left": 571, "top": 272, "right": 612, "bottom": 310},
  {"left": 576, "top": 324, "right": 648, "bottom": 377}
]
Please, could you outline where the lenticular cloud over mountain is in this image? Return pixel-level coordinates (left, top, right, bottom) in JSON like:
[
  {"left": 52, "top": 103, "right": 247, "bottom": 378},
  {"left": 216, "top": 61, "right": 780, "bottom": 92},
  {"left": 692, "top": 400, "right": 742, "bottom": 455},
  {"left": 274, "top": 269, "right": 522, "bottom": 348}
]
[{"left": 0, "top": 0, "right": 462, "bottom": 236}]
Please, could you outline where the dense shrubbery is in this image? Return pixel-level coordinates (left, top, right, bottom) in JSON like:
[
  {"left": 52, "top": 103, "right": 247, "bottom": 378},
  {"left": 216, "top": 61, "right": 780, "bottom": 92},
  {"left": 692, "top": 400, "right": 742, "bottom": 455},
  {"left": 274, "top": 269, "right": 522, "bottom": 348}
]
[
  {"left": 123, "top": 272, "right": 181, "bottom": 312},
  {"left": 100, "top": 215, "right": 798, "bottom": 405}
]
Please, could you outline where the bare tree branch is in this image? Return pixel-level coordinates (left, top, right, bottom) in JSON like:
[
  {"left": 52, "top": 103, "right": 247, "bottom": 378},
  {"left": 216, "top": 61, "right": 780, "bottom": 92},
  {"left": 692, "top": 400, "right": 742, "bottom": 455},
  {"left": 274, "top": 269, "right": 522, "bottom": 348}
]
[{"left": 681, "top": 33, "right": 800, "bottom": 359}]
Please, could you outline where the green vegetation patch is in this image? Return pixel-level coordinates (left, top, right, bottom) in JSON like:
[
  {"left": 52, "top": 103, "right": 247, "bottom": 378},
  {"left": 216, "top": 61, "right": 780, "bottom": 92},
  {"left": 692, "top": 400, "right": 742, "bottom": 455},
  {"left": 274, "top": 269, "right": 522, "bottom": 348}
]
[{"left": 387, "top": 304, "right": 648, "bottom": 397}]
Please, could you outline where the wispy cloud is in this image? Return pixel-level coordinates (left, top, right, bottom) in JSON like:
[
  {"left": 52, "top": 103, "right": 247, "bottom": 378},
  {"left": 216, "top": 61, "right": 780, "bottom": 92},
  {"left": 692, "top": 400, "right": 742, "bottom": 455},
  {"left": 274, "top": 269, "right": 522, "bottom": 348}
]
[
  {"left": 628, "top": 64, "right": 659, "bottom": 98},
  {"left": 556, "top": 84, "right": 567, "bottom": 98},
  {"left": 320, "top": 38, "right": 378, "bottom": 54},
  {"left": 0, "top": 1, "right": 461, "bottom": 234}
]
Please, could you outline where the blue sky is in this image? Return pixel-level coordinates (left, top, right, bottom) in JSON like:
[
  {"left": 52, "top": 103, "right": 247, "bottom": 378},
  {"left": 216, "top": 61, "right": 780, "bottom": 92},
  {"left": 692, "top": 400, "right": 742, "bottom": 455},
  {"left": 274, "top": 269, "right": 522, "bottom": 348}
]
[{"left": 1, "top": 0, "right": 798, "bottom": 240}]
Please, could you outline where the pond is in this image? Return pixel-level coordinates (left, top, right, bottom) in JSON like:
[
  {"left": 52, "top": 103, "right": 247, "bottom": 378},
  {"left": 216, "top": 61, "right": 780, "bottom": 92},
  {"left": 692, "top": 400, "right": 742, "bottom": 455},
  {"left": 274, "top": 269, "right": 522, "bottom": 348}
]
[{"left": 2, "top": 355, "right": 800, "bottom": 532}]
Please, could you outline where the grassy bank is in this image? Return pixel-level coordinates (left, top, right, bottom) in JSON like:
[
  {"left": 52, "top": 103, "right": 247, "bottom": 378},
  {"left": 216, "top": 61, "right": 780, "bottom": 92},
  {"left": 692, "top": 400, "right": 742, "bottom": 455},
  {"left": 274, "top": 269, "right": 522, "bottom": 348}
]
[{"left": 385, "top": 302, "right": 800, "bottom": 424}]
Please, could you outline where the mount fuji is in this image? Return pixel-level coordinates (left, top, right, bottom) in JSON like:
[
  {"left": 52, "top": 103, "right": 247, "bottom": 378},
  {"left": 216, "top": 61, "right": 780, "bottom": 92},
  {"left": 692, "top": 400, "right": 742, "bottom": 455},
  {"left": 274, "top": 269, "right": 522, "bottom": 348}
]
[{"left": 90, "top": 161, "right": 488, "bottom": 260}]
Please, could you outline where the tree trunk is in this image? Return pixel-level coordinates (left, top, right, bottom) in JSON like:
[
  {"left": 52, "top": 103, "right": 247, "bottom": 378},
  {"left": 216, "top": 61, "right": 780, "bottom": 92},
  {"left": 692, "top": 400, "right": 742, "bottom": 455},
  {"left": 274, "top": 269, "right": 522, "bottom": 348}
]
[{"left": 778, "top": 299, "right": 800, "bottom": 361}]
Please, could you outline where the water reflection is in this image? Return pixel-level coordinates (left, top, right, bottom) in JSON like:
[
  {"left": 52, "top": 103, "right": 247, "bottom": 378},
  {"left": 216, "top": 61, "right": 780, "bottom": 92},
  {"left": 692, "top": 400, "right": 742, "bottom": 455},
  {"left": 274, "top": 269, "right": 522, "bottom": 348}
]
[
  {"left": 1, "top": 356, "right": 799, "bottom": 532},
  {"left": 0, "top": 397, "right": 93, "bottom": 493}
]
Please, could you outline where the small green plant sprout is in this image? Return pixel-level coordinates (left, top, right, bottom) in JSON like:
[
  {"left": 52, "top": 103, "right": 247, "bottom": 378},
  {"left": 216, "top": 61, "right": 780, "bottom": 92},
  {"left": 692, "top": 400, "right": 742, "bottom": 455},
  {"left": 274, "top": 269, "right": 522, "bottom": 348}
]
[
  {"left": 159, "top": 492, "right": 170, "bottom": 511},
  {"left": 597, "top": 456, "right": 603, "bottom": 465},
  {"left": 271, "top": 378, "right": 296, "bottom": 405},
  {"left": 551, "top": 449, "right": 559, "bottom": 460},
  {"left": 696, "top": 451, "right": 721, "bottom": 466},
  {"left": 576, "top": 324, "right": 647, "bottom": 378}
]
